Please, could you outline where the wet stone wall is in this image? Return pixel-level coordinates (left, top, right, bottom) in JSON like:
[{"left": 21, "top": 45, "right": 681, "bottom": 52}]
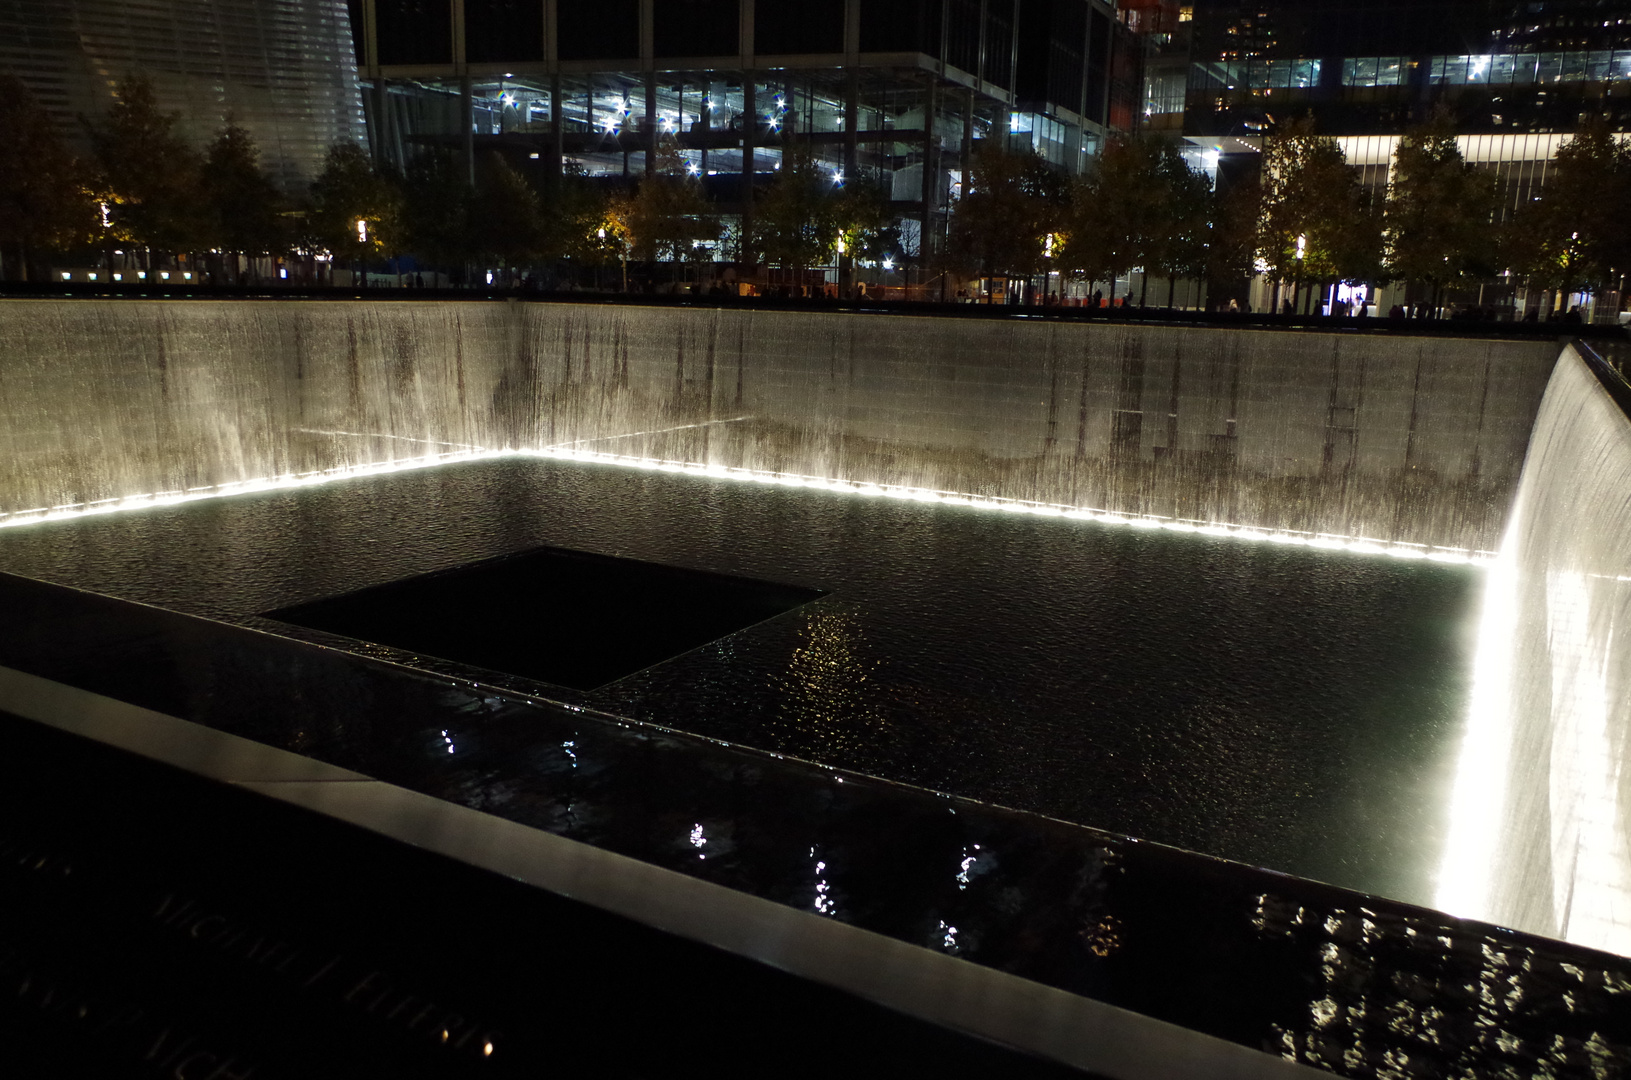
[{"left": 0, "top": 300, "right": 1559, "bottom": 552}]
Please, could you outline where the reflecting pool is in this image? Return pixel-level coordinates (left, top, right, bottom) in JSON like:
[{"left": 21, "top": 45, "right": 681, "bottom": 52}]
[{"left": 0, "top": 455, "right": 1480, "bottom": 909}]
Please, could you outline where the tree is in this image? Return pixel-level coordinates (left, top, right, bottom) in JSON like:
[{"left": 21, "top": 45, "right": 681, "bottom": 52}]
[
  {"left": 753, "top": 146, "right": 844, "bottom": 279},
  {"left": 1063, "top": 135, "right": 1177, "bottom": 305},
  {"left": 539, "top": 165, "right": 612, "bottom": 265},
  {"left": 308, "top": 141, "right": 399, "bottom": 277},
  {"left": 622, "top": 145, "right": 718, "bottom": 280},
  {"left": 833, "top": 169, "right": 901, "bottom": 282},
  {"left": 471, "top": 153, "right": 546, "bottom": 280},
  {"left": 1206, "top": 178, "right": 1262, "bottom": 304},
  {"left": 199, "top": 120, "right": 285, "bottom": 280},
  {"left": 0, "top": 76, "right": 97, "bottom": 281},
  {"left": 1503, "top": 115, "right": 1631, "bottom": 313},
  {"left": 1140, "top": 137, "right": 1213, "bottom": 307},
  {"left": 89, "top": 76, "right": 203, "bottom": 259},
  {"left": 946, "top": 143, "right": 1067, "bottom": 299},
  {"left": 1385, "top": 113, "right": 1499, "bottom": 309},
  {"left": 1258, "top": 118, "right": 1376, "bottom": 313},
  {"left": 399, "top": 149, "right": 474, "bottom": 283}
]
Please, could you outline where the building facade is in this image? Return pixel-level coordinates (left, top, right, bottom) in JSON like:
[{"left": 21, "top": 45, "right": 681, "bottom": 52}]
[
  {"left": 1168, "top": 0, "right": 1631, "bottom": 214},
  {"left": 0, "top": 0, "right": 367, "bottom": 192},
  {"left": 354, "top": 0, "right": 1144, "bottom": 258}
]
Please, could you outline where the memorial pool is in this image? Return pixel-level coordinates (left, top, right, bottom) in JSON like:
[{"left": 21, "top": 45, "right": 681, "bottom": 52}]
[{"left": 0, "top": 453, "right": 1479, "bottom": 909}]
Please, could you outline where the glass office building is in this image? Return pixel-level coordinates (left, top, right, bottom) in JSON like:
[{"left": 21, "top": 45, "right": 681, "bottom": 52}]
[
  {"left": 353, "top": 0, "right": 1144, "bottom": 257},
  {"left": 0, "top": 0, "right": 366, "bottom": 192},
  {"left": 1168, "top": 0, "right": 1631, "bottom": 213}
]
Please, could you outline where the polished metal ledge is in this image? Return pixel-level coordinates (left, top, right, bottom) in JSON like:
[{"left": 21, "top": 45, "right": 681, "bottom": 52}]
[{"left": 0, "top": 662, "right": 1317, "bottom": 1079}]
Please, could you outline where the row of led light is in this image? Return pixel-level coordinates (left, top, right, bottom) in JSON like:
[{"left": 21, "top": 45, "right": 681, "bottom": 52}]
[
  {"left": 0, "top": 440, "right": 1490, "bottom": 565},
  {"left": 62, "top": 268, "right": 306, "bottom": 282},
  {"left": 61, "top": 270, "right": 194, "bottom": 283},
  {"left": 531, "top": 445, "right": 1489, "bottom": 564},
  {"left": 0, "top": 448, "right": 497, "bottom": 529}
]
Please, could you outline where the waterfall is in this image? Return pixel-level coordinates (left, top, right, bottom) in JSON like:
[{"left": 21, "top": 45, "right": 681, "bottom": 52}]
[
  {"left": 0, "top": 299, "right": 1555, "bottom": 553},
  {"left": 1439, "top": 345, "right": 1631, "bottom": 956}
]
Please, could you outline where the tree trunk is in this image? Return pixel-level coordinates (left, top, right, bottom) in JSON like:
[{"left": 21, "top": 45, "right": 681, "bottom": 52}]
[
  {"left": 1108, "top": 274, "right": 1118, "bottom": 306},
  {"left": 1167, "top": 275, "right": 1177, "bottom": 310},
  {"left": 1139, "top": 272, "right": 1148, "bottom": 308}
]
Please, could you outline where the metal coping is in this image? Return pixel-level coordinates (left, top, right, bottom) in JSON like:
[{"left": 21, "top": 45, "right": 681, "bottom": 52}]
[{"left": 1, "top": 281, "right": 1623, "bottom": 343}]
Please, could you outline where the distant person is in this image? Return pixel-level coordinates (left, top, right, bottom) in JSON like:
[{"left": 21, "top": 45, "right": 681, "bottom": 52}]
[
  {"left": 1227, "top": 298, "right": 1240, "bottom": 313},
  {"left": 1389, "top": 304, "right": 1405, "bottom": 320}
]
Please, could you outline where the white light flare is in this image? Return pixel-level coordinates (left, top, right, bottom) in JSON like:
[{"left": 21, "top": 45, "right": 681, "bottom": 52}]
[{"left": 1435, "top": 509, "right": 1520, "bottom": 923}]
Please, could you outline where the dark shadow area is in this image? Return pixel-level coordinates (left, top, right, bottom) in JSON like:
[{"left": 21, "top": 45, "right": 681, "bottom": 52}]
[
  {"left": 2, "top": 280, "right": 1626, "bottom": 346},
  {"left": 265, "top": 545, "right": 824, "bottom": 691},
  {"left": 0, "top": 712, "right": 1090, "bottom": 1079}
]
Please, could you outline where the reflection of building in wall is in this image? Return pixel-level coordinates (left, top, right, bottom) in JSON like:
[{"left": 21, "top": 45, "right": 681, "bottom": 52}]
[
  {"left": 1166, "top": 0, "right": 1631, "bottom": 213},
  {"left": 0, "top": 0, "right": 366, "bottom": 192},
  {"left": 356, "top": 0, "right": 1143, "bottom": 259}
]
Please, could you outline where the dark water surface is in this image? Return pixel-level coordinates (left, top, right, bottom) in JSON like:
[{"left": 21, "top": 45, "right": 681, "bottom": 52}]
[{"left": 0, "top": 456, "right": 1477, "bottom": 907}]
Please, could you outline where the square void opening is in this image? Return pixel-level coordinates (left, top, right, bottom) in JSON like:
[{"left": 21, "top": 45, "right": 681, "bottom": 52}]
[{"left": 265, "top": 546, "right": 825, "bottom": 691}]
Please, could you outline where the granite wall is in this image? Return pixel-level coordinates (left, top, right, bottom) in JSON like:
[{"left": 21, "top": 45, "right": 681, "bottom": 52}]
[{"left": 0, "top": 300, "right": 1561, "bottom": 552}]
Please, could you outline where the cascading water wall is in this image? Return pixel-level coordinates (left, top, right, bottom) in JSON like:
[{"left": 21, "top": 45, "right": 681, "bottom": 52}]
[
  {"left": 1439, "top": 345, "right": 1631, "bottom": 956},
  {"left": 0, "top": 299, "right": 1556, "bottom": 555}
]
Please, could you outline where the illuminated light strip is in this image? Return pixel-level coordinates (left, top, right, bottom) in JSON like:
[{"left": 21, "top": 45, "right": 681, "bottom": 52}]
[
  {"left": 0, "top": 436, "right": 1495, "bottom": 564},
  {"left": 527, "top": 446, "right": 1494, "bottom": 565},
  {"left": 0, "top": 448, "right": 506, "bottom": 529}
]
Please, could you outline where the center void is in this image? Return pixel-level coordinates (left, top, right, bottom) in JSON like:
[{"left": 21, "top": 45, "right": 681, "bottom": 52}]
[{"left": 265, "top": 546, "right": 825, "bottom": 691}]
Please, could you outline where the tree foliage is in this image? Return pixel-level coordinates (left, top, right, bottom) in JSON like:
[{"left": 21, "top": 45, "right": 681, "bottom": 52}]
[
  {"left": 540, "top": 165, "right": 614, "bottom": 266},
  {"left": 622, "top": 145, "right": 717, "bottom": 269},
  {"left": 833, "top": 169, "right": 900, "bottom": 266},
  {"left": 1385, "top": 114, "right": 1498, "bottom": 295},
  {"left": 472, "top": 153, "right": 546, "bottom": 270},
  {"left": 946, "top": 143, "right": 1067, "bottom": 284},
  {"left": 1502, "top": 115, "right": 1631, "bottom": 298},
  {"left": 399, "top": 149, "right": 475, "bottom": 276},
  {"left": 1207, "top": 178, "right": 1261, "bottom": 288},
  {"left": 1064, "top": 134, "right": 1212, "bottom": 302},
  {"left": 308, "top": 142, "right": 399, "bottom": 267},
  {"left": 1257, "top": 118, "right": 1378, "bottom": 291},
  {"left": 199, "top": 120, "right": 285, "bottom": 264},
  {"left": 89, "top": 76, "right": 203, "bottom": 254},
  {"left": 754, "top": 147, "right": 844, "bottom": 273},
  {"left": 0, "top": 75, "right": 98, "bottom": 280}
]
